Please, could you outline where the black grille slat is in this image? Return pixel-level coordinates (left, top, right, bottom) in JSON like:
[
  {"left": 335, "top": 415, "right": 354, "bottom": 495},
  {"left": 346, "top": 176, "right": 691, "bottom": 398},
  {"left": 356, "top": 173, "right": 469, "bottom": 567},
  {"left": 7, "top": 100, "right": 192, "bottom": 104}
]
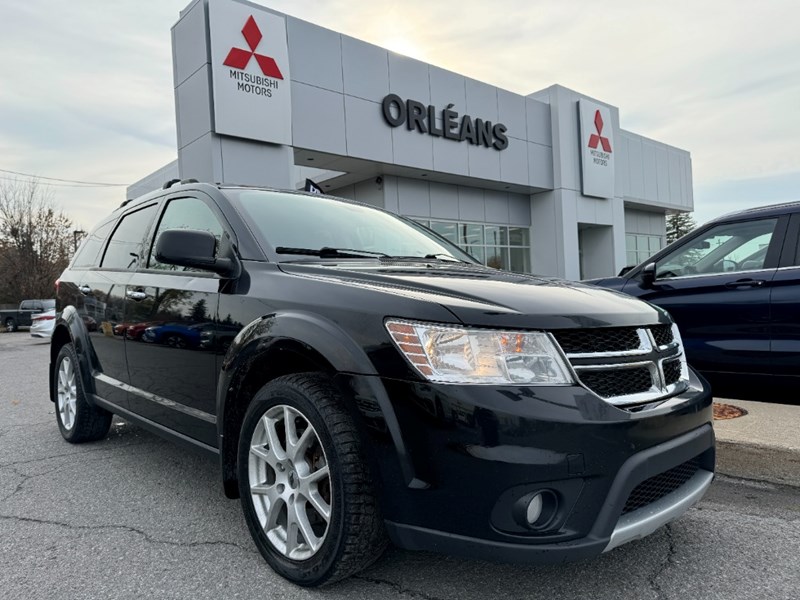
[
  {"left": 663, "top": 359, "right": 682, "bottom": 386},
  {"left": 651, "top": 324, "right": 674, "bottom": 347},
  {"left": 578, "top": 367, "right": 652, "bottom": 398},
  {"left": 553, "top": 327, "right": 641, "bottom": 354},
  {"left": 623, "top": 459, "right": 700, "bottom": 514}
]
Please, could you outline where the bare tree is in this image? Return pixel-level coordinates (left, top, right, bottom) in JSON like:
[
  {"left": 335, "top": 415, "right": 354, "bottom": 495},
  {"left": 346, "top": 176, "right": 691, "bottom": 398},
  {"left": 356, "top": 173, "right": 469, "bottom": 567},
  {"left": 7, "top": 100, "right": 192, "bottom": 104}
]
[{"left": 0, "top": 178, "right": 73, "bottom": 303}]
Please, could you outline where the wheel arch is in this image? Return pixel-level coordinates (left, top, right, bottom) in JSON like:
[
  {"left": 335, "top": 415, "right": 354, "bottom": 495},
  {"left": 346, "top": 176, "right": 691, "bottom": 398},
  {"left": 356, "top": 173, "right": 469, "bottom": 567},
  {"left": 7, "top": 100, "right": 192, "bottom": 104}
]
[
  {"left": 217, "top": 311, "right": 378, "bottom": 498},
  {"left": 49, "top": 306, "right": 95, "bottom": 403}
]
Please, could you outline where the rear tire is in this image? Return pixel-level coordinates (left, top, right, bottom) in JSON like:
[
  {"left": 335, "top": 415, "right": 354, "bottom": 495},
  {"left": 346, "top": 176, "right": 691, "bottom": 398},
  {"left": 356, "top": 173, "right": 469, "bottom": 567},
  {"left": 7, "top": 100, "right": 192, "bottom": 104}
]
[
  {"left": 54, "top": 343, "right": 113, "bottom": 443},
  {"left": 237, "top": 373, "right": 387, "bottom": 586},
  {"left": 5, "top": 318, "right": 17, "bottom": 333}
]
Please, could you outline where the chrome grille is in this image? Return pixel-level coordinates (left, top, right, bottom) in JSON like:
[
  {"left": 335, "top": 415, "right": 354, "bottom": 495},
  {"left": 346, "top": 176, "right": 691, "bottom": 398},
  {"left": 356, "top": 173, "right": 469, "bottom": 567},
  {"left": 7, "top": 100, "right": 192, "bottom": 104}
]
[
  {"left": 553, "top": 324, "right": 688, "bottom": 407},
  {"left": 578, "top": 366, "right": 653, "bottom": 398},
  {"left": 663, "top": 358, "right": 683, "bottom": 386},
  {"left": 651, "top": 324, "right": 674, "bottom": 348},
  {"left": 552, "top": 328, "right": 641, "bottom": 354}
]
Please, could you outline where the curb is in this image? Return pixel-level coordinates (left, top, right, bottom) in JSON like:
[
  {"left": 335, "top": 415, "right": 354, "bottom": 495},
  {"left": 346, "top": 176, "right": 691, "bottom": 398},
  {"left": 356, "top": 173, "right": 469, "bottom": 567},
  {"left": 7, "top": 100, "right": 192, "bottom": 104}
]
[{"left": 715, "top": 440, "right": 800, "bottom": 487}]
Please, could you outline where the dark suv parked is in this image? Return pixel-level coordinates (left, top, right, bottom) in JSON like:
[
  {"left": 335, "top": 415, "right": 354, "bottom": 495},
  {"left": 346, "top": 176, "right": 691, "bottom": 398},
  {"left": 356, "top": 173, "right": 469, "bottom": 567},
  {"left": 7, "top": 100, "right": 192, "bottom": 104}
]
[
  {"left": 51, "top": 182, "right": 714, "bottom": 586},
  {"left": 585, "top": 201, "right": 800, "bottom": 399}
]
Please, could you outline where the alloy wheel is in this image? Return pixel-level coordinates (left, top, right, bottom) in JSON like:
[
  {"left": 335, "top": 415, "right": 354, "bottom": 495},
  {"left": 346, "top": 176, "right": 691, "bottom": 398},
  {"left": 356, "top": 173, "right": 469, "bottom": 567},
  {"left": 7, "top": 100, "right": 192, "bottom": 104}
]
[
  {"left": 57, "top": 356, "right": 78, "bottom": 430},
  {"left": 248, "top": 404, "right": 332, "bottom": 560}
]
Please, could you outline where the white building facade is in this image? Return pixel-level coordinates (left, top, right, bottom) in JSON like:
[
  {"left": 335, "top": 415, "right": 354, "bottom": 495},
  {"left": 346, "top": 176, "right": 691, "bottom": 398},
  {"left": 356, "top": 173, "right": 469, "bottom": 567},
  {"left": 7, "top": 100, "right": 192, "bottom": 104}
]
[{"left": 129, "top": 0, "right": 694, "bottom": 280}]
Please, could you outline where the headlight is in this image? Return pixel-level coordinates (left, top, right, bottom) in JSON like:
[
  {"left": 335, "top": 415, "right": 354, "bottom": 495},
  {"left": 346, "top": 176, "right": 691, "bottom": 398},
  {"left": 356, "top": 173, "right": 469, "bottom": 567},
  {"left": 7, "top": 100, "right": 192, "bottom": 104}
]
[{"left": 385, "top": 319, "right": 574, "bottom": 385}]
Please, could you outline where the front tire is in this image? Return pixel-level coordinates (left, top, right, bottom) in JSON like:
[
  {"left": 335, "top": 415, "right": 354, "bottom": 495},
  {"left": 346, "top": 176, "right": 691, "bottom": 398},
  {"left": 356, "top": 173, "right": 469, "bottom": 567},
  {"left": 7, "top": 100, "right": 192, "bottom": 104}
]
[
  {"left": 54, "top": 343, "right": 113, "bottom": 443},
  {"left": 237, "top": 374, "right": 387, "bottom": 586}
]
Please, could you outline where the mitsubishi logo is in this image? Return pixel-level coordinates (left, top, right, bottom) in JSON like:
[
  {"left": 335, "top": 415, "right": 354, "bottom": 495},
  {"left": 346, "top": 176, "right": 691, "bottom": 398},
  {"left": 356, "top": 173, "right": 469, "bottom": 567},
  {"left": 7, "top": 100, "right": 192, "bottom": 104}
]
[
  {"left": 223, "top": 16, "right": 284, "bottom": 80},
  {"left": 588, "top": 110, "right": 612, "bottom": 153}
]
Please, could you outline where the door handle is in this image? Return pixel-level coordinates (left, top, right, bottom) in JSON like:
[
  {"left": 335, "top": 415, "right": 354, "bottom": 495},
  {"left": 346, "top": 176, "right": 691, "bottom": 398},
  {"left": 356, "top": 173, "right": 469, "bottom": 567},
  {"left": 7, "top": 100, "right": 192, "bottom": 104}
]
[
  {"left": 126, "top": 289, "right": 148, "bottom": 301},
  {"left": 724, "top": 279, "right": 765, "bottom": 289},
  {"left": 79, "top": 285, "right": 92, "bottom": 295}
]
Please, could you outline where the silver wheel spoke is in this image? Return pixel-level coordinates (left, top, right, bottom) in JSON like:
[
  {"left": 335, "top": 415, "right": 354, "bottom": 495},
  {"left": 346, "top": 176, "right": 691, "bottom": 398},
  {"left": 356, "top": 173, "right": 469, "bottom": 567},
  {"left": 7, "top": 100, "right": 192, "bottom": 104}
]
[
  {"left": 284, "top": 406, "right": 299, "bottom": 449},
  {"left": 302, "top": 464, "right": 329, "bottom": 486},
  {"left": 285, "top": 499, "right": 300, "bottom": 556},
  {"left": 290, "top": 427, "right": 314, "bottom": 464},
  {"left": 265, "top": 496, "right": 285, "bottom": 531},
  {"left": 295, "top": 500, "right": 322, "bottom": 551},
  {"left": 304, "top": 488, "right": 331, "bottom": 522},
  {"left": 262, "top": 415, "right": 287, "bottom": 461}
]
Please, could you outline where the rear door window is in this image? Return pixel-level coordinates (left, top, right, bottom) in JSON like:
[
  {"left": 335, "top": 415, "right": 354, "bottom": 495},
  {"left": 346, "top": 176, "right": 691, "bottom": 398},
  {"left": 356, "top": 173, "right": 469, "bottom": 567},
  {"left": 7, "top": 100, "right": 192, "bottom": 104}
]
[{"left": 101, "top": 204, "right": 158, "bottom": 270}]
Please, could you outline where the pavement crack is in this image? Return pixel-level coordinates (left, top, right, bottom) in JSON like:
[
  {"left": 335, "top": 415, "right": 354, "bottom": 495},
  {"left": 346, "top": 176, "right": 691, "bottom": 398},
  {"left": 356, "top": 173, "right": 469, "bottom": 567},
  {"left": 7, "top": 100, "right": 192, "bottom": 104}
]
[
  {"left": 0, "top": 513, "right": 255, "bottom": 553},
  {"left": 354, "top": 574, "right": 448, "bottom": 600},
  {"left": 0, "top": 468, "right": 33, "bottom": 503},
  {"left": 0, "top": 440, "right": 156, "bottom": 469},
  {"left": 647, "top": 524, "right": 676, "bottom": 600}
]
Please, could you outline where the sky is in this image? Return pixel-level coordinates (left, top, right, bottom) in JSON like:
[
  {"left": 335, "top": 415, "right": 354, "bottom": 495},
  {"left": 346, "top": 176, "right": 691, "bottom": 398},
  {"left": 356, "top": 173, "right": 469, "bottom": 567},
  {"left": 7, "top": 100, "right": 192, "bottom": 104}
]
[{"left": 1, "top": 0, "right": 798, "bottom": 232}]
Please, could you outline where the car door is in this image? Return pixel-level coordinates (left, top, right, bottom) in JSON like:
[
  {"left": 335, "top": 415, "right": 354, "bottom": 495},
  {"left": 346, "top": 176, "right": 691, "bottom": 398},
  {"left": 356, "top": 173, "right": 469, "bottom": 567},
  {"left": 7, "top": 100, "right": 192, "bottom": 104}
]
[
  {"left": 622, "top": 215, "right": 788, "bottom": 377},
  {"left": 122, "top": 194, "right": 225, "bottom": 447},
  {"left": 80, "top": 203, "right": 160, "bottom": 409},
  {"left": 768, "top": 212, "right": 800, "bottom": 380}
]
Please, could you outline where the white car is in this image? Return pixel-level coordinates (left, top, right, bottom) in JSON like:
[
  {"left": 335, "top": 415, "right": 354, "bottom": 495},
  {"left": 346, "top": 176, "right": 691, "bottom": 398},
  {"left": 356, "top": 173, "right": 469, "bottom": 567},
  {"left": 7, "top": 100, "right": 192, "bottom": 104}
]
[{"left": 30, "top": 309, "right": 56, "bottom": 338}]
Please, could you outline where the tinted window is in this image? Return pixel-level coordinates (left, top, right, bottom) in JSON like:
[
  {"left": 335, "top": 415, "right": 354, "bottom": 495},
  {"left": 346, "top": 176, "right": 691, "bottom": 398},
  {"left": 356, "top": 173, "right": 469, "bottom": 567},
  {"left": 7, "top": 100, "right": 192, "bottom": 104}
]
[
  {"left": 148, "top": 197, "right": 224, "bottom": 271},
  {"left": 656, "top": 218, "right": 777, "bottom": 279},
  {"left": 101, "top": 204, "right": 158, "bottom": 270},
  {"left": 73, "top": 220, "right": 114, "bottom": 268}
]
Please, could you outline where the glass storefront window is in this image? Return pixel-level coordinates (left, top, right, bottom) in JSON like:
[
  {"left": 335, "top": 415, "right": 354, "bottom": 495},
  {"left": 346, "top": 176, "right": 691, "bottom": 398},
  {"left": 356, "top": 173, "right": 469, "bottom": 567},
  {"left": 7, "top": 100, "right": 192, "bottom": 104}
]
[
  {"left": 625, "top": 233, "right": 664, "bottom": 267},
  {"left": 508, "top": 227, "right": 529, "bottom": 246},
  {"left": 485, "top": 225, "right": 508, "bottom": 245},
  {"left": 509, "top": 247, "right": 531, "bottom": 273},
  {"left": 460, "top": 223, "right": 484, "bottom": 246},
  {"left": 420, "top": 220, "right": 531, "bottom": 273},
  {"left": 430, "top": 221, "right": 458, "bottom": 244}
]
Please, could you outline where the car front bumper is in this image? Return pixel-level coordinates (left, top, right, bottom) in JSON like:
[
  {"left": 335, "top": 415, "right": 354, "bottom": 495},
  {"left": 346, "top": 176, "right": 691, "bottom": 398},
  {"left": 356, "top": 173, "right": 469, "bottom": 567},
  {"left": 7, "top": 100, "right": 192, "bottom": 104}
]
[{"left": 337, "top": 368, "right": 715, "bottom": 563}]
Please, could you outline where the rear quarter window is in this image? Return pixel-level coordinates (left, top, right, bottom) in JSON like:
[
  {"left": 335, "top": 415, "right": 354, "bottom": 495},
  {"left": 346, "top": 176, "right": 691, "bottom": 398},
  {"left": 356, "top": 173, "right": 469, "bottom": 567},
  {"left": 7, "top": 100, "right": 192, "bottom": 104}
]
[{"left": 73, "top": 220, "right": 115, "bottom": 268}]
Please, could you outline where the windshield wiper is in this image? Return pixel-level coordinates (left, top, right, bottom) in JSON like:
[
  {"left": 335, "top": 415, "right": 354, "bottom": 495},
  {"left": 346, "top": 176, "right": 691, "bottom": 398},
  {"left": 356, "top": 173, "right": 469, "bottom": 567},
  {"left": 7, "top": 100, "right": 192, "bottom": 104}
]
[
  {"left": 275, "top": 246, "right": 390, "bottom": 259},
  {"left": 386, "top": 253, "right": 469, "bottom": 263}
]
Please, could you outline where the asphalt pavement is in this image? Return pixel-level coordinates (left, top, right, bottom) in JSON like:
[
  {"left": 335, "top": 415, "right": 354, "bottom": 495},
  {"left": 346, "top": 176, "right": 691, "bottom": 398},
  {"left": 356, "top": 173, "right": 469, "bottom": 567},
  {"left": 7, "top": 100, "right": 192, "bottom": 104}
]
[{"left": 1, "top": 332, "right": 798, "bottom": 600}]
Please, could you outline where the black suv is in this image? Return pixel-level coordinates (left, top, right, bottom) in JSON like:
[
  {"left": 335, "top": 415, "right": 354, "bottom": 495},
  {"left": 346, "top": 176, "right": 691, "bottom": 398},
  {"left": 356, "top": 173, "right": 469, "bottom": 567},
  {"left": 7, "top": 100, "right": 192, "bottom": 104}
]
[{"left": 52, "top": 182, "right": 714, "bottom": 586}]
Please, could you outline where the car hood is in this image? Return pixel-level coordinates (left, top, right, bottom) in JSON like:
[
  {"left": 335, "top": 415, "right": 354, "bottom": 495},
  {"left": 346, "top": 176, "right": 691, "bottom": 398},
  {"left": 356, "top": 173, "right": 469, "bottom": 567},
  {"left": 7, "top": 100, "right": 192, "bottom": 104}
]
[{"left": 278, "top": 261, "right": 667, "bottom": 330}]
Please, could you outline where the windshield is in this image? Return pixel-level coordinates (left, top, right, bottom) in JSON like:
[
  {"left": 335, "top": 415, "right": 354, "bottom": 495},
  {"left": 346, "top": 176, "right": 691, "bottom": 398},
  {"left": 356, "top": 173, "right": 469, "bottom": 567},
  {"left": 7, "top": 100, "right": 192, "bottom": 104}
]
[{"left": 227, "top": 189, "right": 477, "bottom": 263}]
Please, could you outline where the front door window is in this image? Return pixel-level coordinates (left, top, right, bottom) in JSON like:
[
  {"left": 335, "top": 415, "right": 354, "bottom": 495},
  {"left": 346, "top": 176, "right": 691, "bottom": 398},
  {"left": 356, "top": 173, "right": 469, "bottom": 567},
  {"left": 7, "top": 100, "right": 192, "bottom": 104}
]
[{"left": 656, "top": 218, "right": 777, "bottom": 279}]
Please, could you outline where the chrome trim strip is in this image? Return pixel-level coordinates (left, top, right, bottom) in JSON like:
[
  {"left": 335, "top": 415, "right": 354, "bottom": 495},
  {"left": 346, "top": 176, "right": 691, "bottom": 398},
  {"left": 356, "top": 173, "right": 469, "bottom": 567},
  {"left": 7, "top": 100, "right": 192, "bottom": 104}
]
[
  {"left": 95, "top": 373, "right": 217, "bottom": 424},
  {"left": 653, "top": 267, "right": 771, "bottom": 282},
  {"left": 603, "top": 470, "right": 713, "bottom": 553}
]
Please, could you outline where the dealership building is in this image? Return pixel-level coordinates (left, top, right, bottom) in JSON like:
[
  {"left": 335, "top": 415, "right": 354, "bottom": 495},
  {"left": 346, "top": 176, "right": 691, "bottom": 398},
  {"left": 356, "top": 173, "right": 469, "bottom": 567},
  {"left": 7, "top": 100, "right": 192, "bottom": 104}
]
[{"left": 129, "top": 0, "right": 695, "bottom": 280}]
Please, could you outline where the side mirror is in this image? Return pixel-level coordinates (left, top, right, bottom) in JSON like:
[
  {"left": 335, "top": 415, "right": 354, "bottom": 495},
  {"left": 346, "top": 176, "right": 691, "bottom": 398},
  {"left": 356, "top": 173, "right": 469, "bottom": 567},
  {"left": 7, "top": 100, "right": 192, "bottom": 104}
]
[
  {"left": 641, "top": 262, "right": 656, "bottom": 287},
  {"left": 155, "top": 229, "right": 239, "bottom": 277}
]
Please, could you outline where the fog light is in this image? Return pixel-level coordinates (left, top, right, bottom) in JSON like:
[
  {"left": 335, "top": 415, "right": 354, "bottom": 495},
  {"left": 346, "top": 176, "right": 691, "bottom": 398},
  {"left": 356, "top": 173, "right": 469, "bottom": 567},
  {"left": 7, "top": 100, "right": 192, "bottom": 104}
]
[
  {"left": 526, "top": 493, "right": 544, "bottom": 525},
  {"left": 513, "top": 489, "right": 558, "bottom": 531}
]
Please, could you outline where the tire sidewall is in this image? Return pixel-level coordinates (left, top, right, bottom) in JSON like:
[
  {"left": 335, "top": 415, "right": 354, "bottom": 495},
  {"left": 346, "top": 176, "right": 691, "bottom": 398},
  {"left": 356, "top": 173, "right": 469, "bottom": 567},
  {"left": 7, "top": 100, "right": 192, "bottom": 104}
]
[{"left": 237, "top": 380, "right": 347, "bottom": 587}]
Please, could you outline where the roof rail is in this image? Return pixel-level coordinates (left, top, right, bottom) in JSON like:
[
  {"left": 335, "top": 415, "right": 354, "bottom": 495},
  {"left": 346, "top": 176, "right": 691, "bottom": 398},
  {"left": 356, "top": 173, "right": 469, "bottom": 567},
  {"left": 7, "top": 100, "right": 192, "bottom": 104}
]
[
  {"left": 180, "top": 178, "right": 199, "bottom": 184},
  {"left": 162, "top": 178, "right": 181, "bottom": 189},
  {"left": 119, "top": 198, "right": 134, "bottom": 208}
]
